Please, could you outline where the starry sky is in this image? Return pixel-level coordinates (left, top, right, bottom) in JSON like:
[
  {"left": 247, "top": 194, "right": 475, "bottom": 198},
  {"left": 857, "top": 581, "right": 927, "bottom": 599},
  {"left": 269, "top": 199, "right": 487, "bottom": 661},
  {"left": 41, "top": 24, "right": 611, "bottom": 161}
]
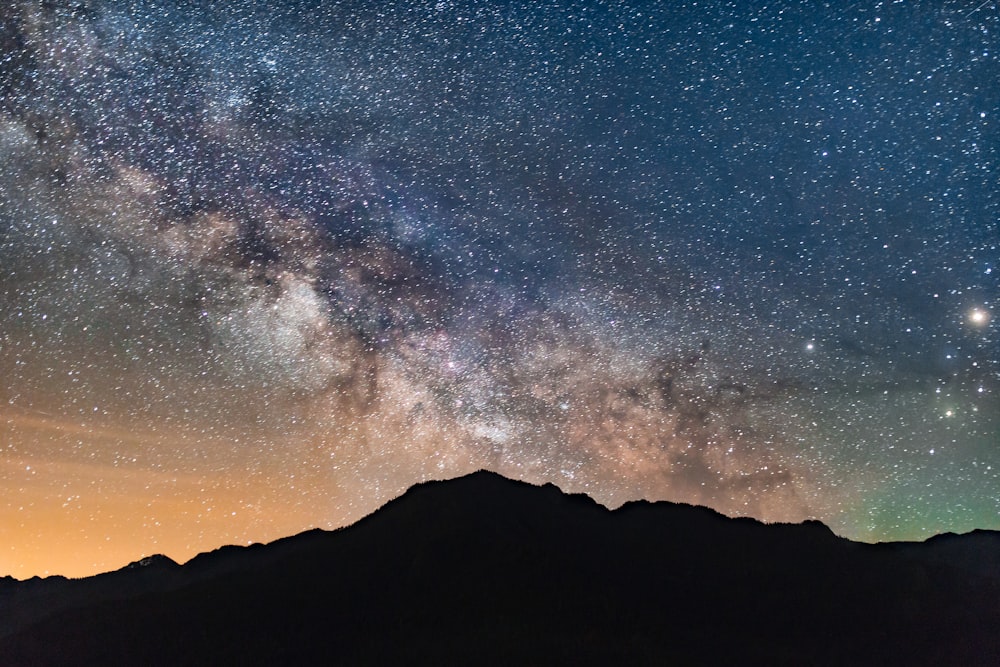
[{"left": 1, "top": 0, "right": 997, "bottom": 578}]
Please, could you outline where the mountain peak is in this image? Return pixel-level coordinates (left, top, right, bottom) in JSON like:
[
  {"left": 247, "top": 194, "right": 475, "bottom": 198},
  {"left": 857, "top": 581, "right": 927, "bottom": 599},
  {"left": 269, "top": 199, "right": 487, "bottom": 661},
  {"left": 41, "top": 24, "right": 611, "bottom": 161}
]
[{"left": 124, "top": 554, "right": 179, "bottom": 570}]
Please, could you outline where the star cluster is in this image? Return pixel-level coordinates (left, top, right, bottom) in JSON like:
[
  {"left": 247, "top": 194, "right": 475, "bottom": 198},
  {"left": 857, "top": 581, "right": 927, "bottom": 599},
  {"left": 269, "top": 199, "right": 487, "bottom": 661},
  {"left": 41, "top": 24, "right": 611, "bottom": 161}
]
[{"left": 1, "top": 0, "right": 997, "bottom": 578}]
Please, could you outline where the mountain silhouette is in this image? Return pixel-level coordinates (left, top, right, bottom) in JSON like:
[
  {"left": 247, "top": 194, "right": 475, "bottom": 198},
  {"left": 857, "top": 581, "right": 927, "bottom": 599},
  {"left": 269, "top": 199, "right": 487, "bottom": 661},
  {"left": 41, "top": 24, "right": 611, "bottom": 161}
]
[{"left": 1, "top": 471, "right": 998, "bottom": 665}]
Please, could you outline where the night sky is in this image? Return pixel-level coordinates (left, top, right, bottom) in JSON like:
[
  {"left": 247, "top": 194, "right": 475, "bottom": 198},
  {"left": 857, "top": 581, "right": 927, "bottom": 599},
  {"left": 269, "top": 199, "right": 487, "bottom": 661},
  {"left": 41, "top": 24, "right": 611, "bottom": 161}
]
[{"left": 1, "top": 0, "right": 997, "bottom": 578}]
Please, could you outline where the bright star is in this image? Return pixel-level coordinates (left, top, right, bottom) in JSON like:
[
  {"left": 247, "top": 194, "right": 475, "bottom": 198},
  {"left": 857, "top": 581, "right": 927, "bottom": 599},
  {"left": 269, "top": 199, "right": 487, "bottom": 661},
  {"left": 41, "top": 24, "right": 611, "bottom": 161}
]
[{"left": 968, "top": 309, "right": 990, "bottom": 326}]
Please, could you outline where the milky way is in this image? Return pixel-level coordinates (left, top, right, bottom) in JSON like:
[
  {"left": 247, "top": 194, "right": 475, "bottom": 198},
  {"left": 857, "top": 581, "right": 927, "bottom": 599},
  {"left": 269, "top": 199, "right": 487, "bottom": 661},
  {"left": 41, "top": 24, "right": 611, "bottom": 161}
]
[{"left": 1, "top": 0, "right": 998, "bottom": 577}]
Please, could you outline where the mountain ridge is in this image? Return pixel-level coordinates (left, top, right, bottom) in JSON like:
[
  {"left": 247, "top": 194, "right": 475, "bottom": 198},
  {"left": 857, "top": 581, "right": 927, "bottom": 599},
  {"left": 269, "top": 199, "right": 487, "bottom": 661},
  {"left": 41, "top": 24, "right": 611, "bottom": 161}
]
[
  {"left": 1, "top": 470, "right": 998, "bottom": 665},
  {"left": 5, "top": 470, "right": 991, "bottom": 584}
]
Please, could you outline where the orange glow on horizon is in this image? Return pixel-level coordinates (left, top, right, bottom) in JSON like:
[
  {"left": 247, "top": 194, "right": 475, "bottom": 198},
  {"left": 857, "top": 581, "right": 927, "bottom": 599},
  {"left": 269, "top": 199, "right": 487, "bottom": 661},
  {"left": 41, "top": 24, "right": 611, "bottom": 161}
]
[{"left": 0, "top": 408, "right": 382, "bottom": 579}]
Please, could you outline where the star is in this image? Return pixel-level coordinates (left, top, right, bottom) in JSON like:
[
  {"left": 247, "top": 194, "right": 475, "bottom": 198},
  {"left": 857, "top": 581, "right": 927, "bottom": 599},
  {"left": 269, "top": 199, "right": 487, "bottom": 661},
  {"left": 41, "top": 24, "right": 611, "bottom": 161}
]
[{"left": 968, "top": 309, "right": 991, "bottom": 327}]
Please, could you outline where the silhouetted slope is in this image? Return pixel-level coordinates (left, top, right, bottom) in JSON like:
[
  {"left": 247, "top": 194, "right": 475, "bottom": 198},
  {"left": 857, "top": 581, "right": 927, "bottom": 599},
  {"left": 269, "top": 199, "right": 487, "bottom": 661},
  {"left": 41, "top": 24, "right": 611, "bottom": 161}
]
[{"left": 1, "top": 471, "right": 998, "bottom": 666}]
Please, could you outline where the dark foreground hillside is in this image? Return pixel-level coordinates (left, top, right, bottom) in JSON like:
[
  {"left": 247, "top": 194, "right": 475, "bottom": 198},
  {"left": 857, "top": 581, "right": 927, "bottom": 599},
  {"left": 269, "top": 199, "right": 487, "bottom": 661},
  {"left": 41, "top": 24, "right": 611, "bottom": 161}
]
[{"left": 1, "top": 471, "right": 998, "bottom": 666}]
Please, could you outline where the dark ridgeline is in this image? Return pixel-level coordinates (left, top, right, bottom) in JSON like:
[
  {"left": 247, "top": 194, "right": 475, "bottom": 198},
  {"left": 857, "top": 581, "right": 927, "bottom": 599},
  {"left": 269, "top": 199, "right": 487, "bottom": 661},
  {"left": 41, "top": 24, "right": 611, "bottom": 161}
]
[{"left": 0, "top": 471, "right": 998, "bottom": 666}]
